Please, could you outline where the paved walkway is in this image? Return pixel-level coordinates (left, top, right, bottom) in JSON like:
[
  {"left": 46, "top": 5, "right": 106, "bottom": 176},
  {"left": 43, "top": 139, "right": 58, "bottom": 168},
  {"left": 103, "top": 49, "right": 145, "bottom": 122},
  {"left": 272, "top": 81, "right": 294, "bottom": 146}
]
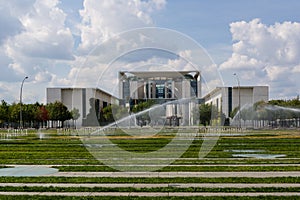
[
  {"left": 1, "top": 165, "right": 299, "bottom": 178},
  {"left": 1, "top": 166, "right": 299, "bottom": 197},
  {"left": 47, "top": 171, "right": 300, "bottom": 178},
  {"left": 1, "top": 183, "right": 300, "bottom": 188},
  {"left": 0, "top": 192, "right": 299, "bottom": 197},
  {"left": 0, "top": 166, "right": 58, "bottom": 177},
  {"left": 6, "top": 164, "right": 300, "bottom": 167}
]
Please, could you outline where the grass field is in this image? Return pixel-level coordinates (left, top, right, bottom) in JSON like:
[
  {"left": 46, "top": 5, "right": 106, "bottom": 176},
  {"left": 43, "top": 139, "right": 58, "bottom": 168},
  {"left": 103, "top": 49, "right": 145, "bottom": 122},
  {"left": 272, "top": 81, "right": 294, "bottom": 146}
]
[{"left": 0, "top": 128, "right": 299, "bottom": 199}]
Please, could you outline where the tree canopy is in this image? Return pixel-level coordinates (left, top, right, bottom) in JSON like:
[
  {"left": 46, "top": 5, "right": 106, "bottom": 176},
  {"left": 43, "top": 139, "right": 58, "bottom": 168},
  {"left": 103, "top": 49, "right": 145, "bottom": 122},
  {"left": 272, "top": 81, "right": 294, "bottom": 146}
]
[{"left": 0, "top": 100, "right": 72, "bottom": 128}]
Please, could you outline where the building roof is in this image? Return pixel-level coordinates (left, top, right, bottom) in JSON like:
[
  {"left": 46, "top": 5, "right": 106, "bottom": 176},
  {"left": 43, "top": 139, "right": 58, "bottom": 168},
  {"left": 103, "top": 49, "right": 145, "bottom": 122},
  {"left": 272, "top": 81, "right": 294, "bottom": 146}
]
[
  {"left": 47, "top": 87, "right": 116, "bottom": 98},
  {"left": 120, "top": 71, "right": 200, "bottom": 79},
  {"left": 203, "top": 86, "right": 269, "bottom": 99}
]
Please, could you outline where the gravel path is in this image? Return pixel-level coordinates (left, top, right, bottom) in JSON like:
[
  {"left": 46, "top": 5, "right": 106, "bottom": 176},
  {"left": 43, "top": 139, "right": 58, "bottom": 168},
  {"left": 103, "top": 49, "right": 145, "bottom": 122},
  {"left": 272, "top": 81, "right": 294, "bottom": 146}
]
[
  {"left": 47, "top": 171, "right": 300, "bottom": 178},
  {"left": 0, "top": 183, "right": 300, "bottom": 188},
  {"left": 0, "top": 192, "right": 299, "bottom": 197},
  {"left": 6, "top": 164, "right": 300, "bottom": 167}
]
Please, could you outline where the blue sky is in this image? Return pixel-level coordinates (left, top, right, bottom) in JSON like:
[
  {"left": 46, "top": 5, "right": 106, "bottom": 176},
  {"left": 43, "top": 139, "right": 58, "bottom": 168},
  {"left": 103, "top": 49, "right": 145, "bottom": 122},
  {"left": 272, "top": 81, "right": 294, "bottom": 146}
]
[
  {"left": 1, "top": 0, "right": 300, "bottom": 103},
  {"left": 154, "top": 0, "right": 300, "bottom": 59}
]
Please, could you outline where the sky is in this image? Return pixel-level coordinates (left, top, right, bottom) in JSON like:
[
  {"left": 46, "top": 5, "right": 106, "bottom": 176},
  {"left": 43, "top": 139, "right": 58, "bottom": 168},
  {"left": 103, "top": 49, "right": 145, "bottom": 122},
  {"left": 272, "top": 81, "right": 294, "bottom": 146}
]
[{"left": 1, "top": 0, "right": 300, "bottom": 103}]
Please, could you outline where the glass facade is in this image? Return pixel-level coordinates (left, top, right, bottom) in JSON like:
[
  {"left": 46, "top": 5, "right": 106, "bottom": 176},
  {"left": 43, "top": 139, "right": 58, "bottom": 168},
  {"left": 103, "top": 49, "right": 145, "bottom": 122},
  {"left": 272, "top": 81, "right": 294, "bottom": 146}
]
[
  {"left": 119, "top": 71, "right": 201, "bottom": 105},
  {"left": 156, "top": 84, "right": 165, "bottom": 98},
  {"left": 119, "top": 71, "right": 202, "bottom": 126}
]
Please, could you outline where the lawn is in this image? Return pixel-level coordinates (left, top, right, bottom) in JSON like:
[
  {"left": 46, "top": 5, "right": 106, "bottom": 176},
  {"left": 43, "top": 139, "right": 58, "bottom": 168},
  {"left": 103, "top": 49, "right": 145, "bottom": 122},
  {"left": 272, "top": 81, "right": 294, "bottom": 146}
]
[
  {"left": 0, "top": 128, "right": 299, "bottom": 168},
  {"left": 0, "top": 128, "right": 299, "bottom": 199}
]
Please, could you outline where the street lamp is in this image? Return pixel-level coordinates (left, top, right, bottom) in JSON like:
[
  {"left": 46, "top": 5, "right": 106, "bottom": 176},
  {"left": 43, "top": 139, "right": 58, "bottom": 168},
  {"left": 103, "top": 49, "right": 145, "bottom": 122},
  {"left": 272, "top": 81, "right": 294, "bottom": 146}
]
[
  {"left": 20, "top": 76, "right": 28, "bottom": 129},
  {"left": 233, "top": 73, "right": 241, "bottom": 128}
]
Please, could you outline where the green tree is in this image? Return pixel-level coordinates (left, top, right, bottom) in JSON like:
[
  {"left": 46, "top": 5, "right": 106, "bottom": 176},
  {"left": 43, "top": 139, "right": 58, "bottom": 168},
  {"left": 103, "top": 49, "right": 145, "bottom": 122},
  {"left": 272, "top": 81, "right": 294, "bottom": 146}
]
[
  {"left": 70, "top": 107, "right": 80, "bottom": 128},
  {"left": 47, "top": 101, "right": 71, "bottom": 128},
  {"left": 131, "top": 100, "right": 155, "bottom": 113},
  {"left": 112, "top": 104, "right": 128, "bottom": 121},
  {"left": 196, "top": 103, "right": 222, "bottom": 126},
  {"left": 101, "top": 104, "right": 125, "bottom": 126},
  {"left": 9, "top": 103, "right": 20, "bottom": 127},
  {"left": 102, "top": 105, "right": 114, "bottom": 123},
  {"left": 23, "top": 103, "right": 38, "bottom": 128},
  {"left": 131, "top": 100, "right": 155, "bottom": 125},
  {"left": 0, "top": 100, "right": 9, "bottom": 127},
  {"left": 269, "top": 97, "right": 300, "bottom": 108},
  {"left": 199, "top": 104, "right": 212, "bottom": 126}
]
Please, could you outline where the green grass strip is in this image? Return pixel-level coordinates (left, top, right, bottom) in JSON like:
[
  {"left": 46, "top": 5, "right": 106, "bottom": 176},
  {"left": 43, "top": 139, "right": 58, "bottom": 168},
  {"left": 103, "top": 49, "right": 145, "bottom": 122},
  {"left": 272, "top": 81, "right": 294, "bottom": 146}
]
[
  {"left": 0, "top": 195, "right": 297, "bottom": 200},
  {"left": 0, "top": 186, "right": 300, "bottom": 193}
]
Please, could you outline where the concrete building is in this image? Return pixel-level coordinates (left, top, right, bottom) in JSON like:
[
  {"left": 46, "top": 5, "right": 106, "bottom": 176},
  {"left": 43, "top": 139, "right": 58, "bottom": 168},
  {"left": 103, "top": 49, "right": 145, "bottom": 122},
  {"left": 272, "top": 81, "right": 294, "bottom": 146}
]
[
  {"left": 204, "top": 86, "right": 269, "bottom": 118},
  {"left": 46, "top": 73, "right": 269, "bottom": 127},
  {"left": 46, "top": 88, "right": 118, "bottom": 127},
  {"left": 119, "top": 71, "right": 201, "bottom": 126},
  {"left": 119, "top": 71, "right": 201, "bottom": 102}
]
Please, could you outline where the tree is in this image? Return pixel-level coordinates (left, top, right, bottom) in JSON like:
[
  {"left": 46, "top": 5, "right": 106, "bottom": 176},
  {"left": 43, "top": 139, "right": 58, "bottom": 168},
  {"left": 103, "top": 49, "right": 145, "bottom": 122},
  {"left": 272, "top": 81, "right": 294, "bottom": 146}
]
[
  {"left": 131, "top": 100, "right": 155, "bottom": 113},
  {"left": 47, "top": 101, "right": 71, "bottom": 128},
  {"left": 131, "top": 100, "right": 155, "bottom": 125},
  {"left": 112, "top": 104, "right": 128, "bottom": 121},
  {"left": 36, "top": 105, "right": 49, "bottom": 128},
  {"left": 102, "top": 104, "right": 129, "bottom": 125},
  {"left": 102, "top": 105, "right": 114, "bottom": 123},
  {"left": 0, "top": 100, "right": 9, "bottom": 128},
  {"left": 71, "top": 108, "right": 80, "bottom": 128},
  {"left": 9, "top": 103, "right": 20, "bottom": 128},
  {"left": 23, "top": 103, "right": 37, "bottom": 128},
  {"left": 199, "top": 104, "right": 212, "bottom": 126},
  {"left": 195, "top": 103, "right": 223, "bottom": 126}
]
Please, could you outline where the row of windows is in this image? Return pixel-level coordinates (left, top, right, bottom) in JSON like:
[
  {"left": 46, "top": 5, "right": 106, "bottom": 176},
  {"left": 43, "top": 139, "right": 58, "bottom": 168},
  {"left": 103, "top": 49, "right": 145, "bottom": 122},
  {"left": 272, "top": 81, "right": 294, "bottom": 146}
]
[{"left": 123, "top": 80, "right": 198, "bottom": 101}]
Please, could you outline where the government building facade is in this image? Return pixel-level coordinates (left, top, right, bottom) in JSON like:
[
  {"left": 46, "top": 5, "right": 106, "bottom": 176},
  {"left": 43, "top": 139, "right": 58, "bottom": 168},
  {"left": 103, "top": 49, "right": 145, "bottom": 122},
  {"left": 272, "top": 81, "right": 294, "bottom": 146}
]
[
  {"left": 46, "top": 70, "right": 269, "bottom": 127},
  {"left": 119, "top": 71, "right": 202, "bottom": 126},
  {"left": 119, "top": 71, "right": 201, "bottom": 103}
]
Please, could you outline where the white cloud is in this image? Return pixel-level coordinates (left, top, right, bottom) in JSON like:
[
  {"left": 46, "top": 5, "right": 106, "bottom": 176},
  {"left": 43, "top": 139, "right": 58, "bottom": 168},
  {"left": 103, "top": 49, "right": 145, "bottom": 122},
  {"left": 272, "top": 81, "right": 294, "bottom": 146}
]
[
  {"left": 5, "top": 0, "right": 74, "bottom": 61},
  {"left": 65, "top": 0, "right": 169, "bottom": 98},
  {"left": 77, "top": 0, "right": 166, "bottom": 53},
  {"left": 220, "top": 53, "right": 262, "bottom": 70},
  {"left": 1, "top": 0, "right": 75, "bottom": 81},
  {"left": 0, "top": 1, "right": 36, "bottom": 44},
  {"left": 220, "top": 19, "right": 300, "bottom": 98},
  {"left": 0, "top": 0, "right": 76, "bottom": 103},
  {"left": 292, "top": 65, "right": 300, "bottom": 73},
  {"left": 34, "top": 71, "right": 53, "bottom": 83},
  {"left": 264, "top": 65, "right": 289, "bottom": 81}
]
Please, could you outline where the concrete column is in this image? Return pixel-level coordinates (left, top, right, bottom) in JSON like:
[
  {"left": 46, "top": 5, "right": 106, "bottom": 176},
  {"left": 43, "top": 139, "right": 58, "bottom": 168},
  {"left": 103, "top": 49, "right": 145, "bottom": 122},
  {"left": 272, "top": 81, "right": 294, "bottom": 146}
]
[
  {"left": 148, "top": 81, "right": 151, "bottom": 99},
  {"left": 197, "top": 77, "right": 201, "bottom": 98},
  {"left": 172, "top": 81, "right": 175, "bottom": 98},
  {"left": 164, "top": 82, "right": 168, "bottom": 98},
  {"left": 152, "top": 82, "right": 156, "bottom": 98},
  {"left": 144, "top": 81, "right": 147, "bottom": 99}
]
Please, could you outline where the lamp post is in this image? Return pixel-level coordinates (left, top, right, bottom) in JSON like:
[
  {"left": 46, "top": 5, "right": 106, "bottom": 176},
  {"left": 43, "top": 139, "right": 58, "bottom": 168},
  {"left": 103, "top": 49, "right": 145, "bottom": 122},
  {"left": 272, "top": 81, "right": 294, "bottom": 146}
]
[
  {"left": 20, "top": 76, "right": 28, "bottom": 129},
  {"left": 233, "top": 73, "right": 241, "bottom": 128}
]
